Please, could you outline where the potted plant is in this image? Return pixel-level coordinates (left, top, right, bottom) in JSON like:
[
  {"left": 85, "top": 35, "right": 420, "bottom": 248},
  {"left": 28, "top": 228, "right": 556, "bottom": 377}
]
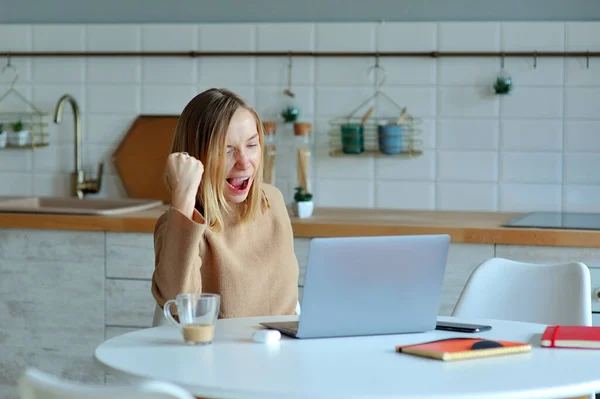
[
  {"left": 281, "top": 106, "right": 299, "bottom": 123},
  {"left": 493, "top": 73, "right": 512, "bottom": 95},
  {"left": 0, "top": 123, "right": 6, "bottom": 148},
  {"left": 9, "top": 119, "right": 30, "bottom": 146},
  {"left": 293, "top": 186, "right": 314, "bottom": 218}
]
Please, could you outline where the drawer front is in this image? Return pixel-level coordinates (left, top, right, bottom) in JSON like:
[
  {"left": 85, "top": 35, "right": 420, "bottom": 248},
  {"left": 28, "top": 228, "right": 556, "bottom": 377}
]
[
  {"left": 106, "top": 279, "right": 155, "bottom": 328},
  {"left": 106, "top": 232, "right": 155, "bottom": 279}
]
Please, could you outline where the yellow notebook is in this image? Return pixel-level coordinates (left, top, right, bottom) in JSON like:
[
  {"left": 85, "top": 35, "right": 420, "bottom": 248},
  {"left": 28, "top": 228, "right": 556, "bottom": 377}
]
[{"left": 396, "top": 337, "right": 532, "bottom": 361}]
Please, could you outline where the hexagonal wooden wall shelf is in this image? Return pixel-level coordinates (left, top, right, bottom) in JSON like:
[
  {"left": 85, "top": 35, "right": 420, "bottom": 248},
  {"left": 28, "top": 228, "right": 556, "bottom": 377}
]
[{"left": 113, "top": 115, "right": 179, "bottom": 203}]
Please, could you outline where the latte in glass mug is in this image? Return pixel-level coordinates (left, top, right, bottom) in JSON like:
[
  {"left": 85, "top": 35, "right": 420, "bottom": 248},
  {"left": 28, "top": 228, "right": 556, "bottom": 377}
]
[{"left": 163, "top": 293, "right": 220, "bottom": 345}]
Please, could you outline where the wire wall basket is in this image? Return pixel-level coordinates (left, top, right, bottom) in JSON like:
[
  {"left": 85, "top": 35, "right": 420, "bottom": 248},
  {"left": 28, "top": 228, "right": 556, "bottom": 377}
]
[
  {"left": 326, "top": 60, "right": 424, "bottom": 158},
  {"left": 0, "top": 112, "right": 49, "bottom": 149},
  {"left": 0, "top": 56, "right": 50, "bottom": 149}
]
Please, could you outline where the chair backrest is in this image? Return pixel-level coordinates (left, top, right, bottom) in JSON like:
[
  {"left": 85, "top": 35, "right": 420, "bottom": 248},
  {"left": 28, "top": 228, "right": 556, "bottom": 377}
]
[
  {"left": 18, "top": 368, "right": 196, "bottom": 399},
  {"left": 452, "top": 257, "right": 592, "bottom": 326}
]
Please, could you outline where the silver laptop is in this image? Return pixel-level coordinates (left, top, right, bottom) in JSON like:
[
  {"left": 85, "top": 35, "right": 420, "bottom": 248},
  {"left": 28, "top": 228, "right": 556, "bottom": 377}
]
[{"left": 261, "top": 234, "right": 450, "bottom": 339}]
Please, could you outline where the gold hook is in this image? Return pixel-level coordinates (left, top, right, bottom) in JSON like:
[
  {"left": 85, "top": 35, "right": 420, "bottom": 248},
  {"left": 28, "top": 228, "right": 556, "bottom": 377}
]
[
  {"left": 368, "top": 55, "right": 386, "bottom": 90},
  {"left": 533, "top": 51, "right": 537, "bottom": 69},
  {"left": 2, "top": 52, "right": 19, "bottom": 88},
  {"left": 587, "top": 51, "right": 590, "bottom": 69},
  {"left": 501, "top": 52, "right": 505, "bottom": 69}
]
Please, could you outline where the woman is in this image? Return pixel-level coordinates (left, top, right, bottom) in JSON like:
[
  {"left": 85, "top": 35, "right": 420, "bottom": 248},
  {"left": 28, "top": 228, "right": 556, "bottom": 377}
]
[{"left": 151, "top": 88, "right": 299, "bottom": 318}]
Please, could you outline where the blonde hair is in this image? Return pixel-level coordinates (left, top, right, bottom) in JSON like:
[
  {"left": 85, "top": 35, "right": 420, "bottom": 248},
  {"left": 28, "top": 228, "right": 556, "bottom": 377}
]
[{"left": 169, "top": 88, "right": 267, "bottom": 232}]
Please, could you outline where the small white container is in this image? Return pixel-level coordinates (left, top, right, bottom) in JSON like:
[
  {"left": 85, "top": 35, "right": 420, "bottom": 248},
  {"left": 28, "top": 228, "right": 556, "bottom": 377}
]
[
  {"left": 8, "top": 129, "right": 30, "bottom": 146},
  {"left": 294, "top": 200, "right": 314, "bottom": 218}
]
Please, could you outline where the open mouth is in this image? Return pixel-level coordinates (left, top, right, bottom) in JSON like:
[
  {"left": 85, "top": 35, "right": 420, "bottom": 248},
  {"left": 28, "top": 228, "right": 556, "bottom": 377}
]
[{"left": 226, "top": 177, "right": 250, "bottom": 193}]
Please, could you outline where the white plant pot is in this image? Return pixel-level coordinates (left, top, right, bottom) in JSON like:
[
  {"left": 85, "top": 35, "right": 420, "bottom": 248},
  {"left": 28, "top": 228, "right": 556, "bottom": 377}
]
[
  {"left": 8, "top": 130, "right": 30, "bottom": 146},
  {"left": 294, "top": 200, "right": 314, "bottom": 218},
  {"left": 0, "top": 133, "right": 6, "bottom": 148}
]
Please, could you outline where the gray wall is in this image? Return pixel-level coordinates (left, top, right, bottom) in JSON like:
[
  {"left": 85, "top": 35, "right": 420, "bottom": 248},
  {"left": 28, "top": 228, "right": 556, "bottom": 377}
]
[{"left": 2, "top": 0, "right": 600, "bottom": 23}]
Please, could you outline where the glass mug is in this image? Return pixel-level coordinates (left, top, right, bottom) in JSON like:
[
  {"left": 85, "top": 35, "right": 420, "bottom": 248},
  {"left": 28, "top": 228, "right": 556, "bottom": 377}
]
[{"left": 163, "top": 293, "right": 220, "bottom": 345}]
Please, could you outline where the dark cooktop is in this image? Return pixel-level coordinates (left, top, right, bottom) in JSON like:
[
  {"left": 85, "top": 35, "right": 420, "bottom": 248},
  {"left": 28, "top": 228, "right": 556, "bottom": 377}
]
[{"left": 503, "top": 212, "right": 600, "bottom": 230}]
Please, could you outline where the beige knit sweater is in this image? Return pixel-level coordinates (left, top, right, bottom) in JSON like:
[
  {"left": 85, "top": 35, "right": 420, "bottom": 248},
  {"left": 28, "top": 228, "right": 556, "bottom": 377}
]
[{"left": 151, "top": 184, "right": 299, "bottom": 318}]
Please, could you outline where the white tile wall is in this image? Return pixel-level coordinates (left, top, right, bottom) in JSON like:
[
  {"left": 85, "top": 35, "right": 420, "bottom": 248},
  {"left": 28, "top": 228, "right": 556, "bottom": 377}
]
[
  {"left": 257, "top": 23, "right": 313, "bottom": 51},
  {"left": 436, "top": 182, "right": 498, "bottom": 211},
  {"left": 437, "top": 151, "right": 498, "bottom": 182},
  {"left": 564, "top": 185, "right": 600, "bottom": 212},
  {"left": 500, "top": 152, "right": 562, "bottom": 183},
  {"left": 0, "top": 21, "right": 599, "bottom": 212},
  {"left": 86, "top": 25, "right": 140, "bottom": 51},
  {"left": 501, "top": 87, "right": 564, "bottom": 118},
  {"left": 501, "top": 22, "right": 565, "bottom": 52},
  {"left": 439, "top": 87, "right": 499, "bottom": 118},
  {"left": 379, "top": 22, "right": 437, "bottom": 52},
  {"left": 565, "top": 121, "right": 600, "bottom": 152},
  {"left": 439, "top": 58, "right": 499, "bottom": 86},
  {"left": 500, "top": 120, "right": 563, "bottom": 151},
  {"left": 499, "top": 183, "right": 562, "bottom": 211},
  {"left": 438, "top": 23, "right": 500, "bottom": 52},
  {"left": 438, "top": 119, "right": 499, "bottom": 150},
  {"left": 376, "top": 181, "right": 435, "bottom": 210},
  {"left": 201, "top": 24, "right": 256, "bottom": 51}
]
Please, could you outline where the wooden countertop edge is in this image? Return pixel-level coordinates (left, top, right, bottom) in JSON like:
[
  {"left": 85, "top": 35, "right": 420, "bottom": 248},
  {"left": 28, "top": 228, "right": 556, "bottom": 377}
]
[
  {"left": 2, "top": 212, "right": 600, "bottom": 248},
  {"left": 0, "top": 213, "right": 159, "bottom": 233},
  {"left": 291, "top": 222, "right": 600, "bottom": 248}
]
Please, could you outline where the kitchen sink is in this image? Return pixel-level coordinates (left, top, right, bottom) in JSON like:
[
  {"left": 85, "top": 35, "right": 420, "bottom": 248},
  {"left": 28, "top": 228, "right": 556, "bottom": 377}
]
[{"left": 0, "top": 196, "right": 163, "bottom": 216}]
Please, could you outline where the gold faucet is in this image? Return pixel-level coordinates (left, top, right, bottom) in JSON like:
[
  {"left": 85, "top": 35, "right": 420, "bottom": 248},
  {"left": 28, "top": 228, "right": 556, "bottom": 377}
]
[{"left": 53, "top": 94, "right": 103, "bottom": 199}]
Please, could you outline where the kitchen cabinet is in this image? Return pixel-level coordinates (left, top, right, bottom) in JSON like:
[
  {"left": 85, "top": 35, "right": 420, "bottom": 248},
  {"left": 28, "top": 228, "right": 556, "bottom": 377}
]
[{"left": 0, "top": 229, "right": 106, "bottom": 399}]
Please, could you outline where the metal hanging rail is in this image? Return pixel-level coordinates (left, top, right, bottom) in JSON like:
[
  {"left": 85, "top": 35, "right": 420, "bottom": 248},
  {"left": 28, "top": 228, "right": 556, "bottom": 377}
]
[{"left": 4, "top": 50, "right": 600, "bottom": 58}]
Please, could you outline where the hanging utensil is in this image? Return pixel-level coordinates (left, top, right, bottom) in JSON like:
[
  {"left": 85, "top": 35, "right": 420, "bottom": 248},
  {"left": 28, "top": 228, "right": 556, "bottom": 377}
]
[
  {"left": 283, "top": 54, "right": 295, "bottom": 98},
  {"left": 360, "top": 106, "right": 374, "bottom": 126},
  {"left": 396, "top": 107, "right": 408, "bottom": 125}
]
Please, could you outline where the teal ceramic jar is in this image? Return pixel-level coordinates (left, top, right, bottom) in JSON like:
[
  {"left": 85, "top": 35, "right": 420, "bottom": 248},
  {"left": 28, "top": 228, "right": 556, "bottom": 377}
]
[
  {"left": 377, "top": 123, "right": 403, "bottom": 155},
  {"left": 340, "top": 124, "right": 365, "bottom": 154}
]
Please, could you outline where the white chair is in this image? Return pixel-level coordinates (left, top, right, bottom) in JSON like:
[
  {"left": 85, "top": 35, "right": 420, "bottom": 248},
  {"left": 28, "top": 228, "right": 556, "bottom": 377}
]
[
  {"left": 452, "top": 257, "right": 592, "bottom": 326},
  {"left": 18, "top": 367, "right": 195, "bottom": 399}
]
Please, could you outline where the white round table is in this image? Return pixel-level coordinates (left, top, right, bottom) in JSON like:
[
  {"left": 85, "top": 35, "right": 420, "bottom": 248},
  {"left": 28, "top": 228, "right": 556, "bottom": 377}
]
[{"left": 95, "top": 315, "right": 600, "bottom": 399}]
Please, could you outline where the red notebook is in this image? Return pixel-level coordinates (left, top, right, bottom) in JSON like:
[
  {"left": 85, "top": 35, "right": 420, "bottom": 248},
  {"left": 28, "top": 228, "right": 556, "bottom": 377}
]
[{"left": 541, "top": 325, "right": 600, "bottom": 349}]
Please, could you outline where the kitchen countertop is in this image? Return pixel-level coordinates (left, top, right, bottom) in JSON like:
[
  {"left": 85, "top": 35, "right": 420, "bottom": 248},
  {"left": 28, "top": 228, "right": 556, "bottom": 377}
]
[{"left": 1, "top": 206, "right": 600, "bottom": 247}]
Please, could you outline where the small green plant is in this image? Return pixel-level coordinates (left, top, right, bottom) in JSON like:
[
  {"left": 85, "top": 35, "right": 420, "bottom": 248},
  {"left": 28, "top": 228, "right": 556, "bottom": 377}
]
[
  {"left": 12, "top": 120, "right": 23, "bottom": 132},
  {"left": 281, "top": 106, "right": 299, "bottom": 123},
  {"left": 493, "top": 76, "right": 512, "bottom": 95},
  {"left": 294, "top": 186, "right": 313, "bottom": 202}
]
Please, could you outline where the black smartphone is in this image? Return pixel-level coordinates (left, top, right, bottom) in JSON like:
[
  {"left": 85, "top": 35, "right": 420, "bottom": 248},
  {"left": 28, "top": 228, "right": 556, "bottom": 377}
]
[{"left": 435, "top": 321, "right": 492, "bottom": 333}]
